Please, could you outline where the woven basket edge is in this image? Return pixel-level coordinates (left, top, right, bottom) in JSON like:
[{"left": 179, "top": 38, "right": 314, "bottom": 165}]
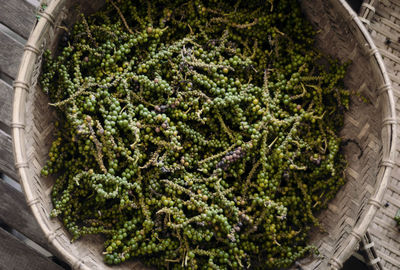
[
  {"left": 11, "top": 0, "right": 92, "bottom": 269},
  {"left": 327, "top": 0, "right": 397, "bottom": 269}
]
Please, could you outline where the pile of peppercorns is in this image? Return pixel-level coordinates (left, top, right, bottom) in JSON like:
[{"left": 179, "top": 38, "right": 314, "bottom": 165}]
[{"left": 40, "top": 0, "right": 350, "bottom": 269}]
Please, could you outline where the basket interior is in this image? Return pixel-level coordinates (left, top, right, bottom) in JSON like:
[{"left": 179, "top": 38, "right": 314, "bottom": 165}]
[{"left": 24, "top": 0, "right": 385, "bottom": 269}]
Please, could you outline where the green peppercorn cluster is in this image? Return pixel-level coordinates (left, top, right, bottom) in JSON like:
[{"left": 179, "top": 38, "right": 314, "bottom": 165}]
[
  {"left": 40, "top": 0, "right": 350, "bottom": 269},
  {"left": 395, "top": 210, "right": 400, "bottom": 227}
]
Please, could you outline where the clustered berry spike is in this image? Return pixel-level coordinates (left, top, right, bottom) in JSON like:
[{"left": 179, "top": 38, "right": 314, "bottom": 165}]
[
  {"left": 216, "top": 147, "right": 245, "bottom": 171},
  {"left": 40, "top": 0, "right": 351, "bottom": 269}
]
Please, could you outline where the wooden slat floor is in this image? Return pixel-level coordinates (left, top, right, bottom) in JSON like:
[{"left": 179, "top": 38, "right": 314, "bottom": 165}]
[
  {"left": 0, "top": 0, "right": 69, "bottom": 269},
  {"left": 0, "top": 0, "right": 398, "bottom": 270}
]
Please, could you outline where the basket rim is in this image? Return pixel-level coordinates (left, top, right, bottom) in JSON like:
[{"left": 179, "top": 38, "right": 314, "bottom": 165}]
[{"left": 11, "top": 0, "right": 397, "bottom": 269}]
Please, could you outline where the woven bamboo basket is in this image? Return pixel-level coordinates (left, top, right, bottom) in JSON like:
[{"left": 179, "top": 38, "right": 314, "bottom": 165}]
[{"left": 12, "top": 0, "right": 397, "bottom": 269}]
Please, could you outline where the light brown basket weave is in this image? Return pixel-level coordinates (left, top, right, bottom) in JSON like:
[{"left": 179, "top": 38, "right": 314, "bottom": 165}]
[{"left": 12, "top": 0, "right": 397, "bottom": 269}]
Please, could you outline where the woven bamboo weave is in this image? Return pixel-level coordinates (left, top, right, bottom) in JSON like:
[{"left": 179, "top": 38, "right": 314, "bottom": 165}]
[
  {"left": 357, "top": 0, "right": 400, "bottom": 269},
  {"left": 12, "top": 0, "right": 396, "bottom": 269}
]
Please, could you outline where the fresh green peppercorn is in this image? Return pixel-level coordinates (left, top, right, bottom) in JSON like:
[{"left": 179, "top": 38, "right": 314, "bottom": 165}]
[{"left": 40, "top": 0, "right": 350, "bottom": 269}]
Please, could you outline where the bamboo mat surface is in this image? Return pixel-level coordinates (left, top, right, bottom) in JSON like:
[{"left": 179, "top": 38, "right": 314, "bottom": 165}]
[{"left": 362, "top": 0, "right": 400, "bottom": 269}]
